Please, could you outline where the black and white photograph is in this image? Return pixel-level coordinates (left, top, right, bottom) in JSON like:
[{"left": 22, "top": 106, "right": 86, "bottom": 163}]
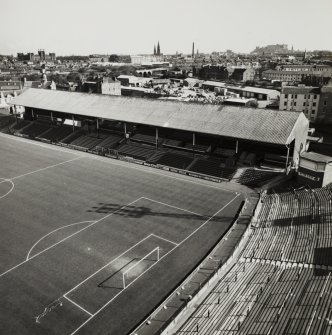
[{"left": 1, "top": 0, "right": 332, "bottom": 334}]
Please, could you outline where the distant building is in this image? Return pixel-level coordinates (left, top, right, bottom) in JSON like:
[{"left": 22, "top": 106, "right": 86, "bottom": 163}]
[
  {"left": 117, "top": 75, "right": 151, "bottom": 87},
  {"left": 38, "top": 49, "right": 46, "bottom": 61},
  {"left": 281, "top": 81, "right": 332, "bottom": 124},
  {"left": 201, "top": 81, "right": 279, "bottom": 101},
  {"left": 251, "top": 44, "right": 289, "bottom": 55},
  {"left": 223, "top": 97, "right": 257, "bottom": 107},
  {"left": 279, "top": 86, "right": 321, "bottom": 122},
  {"left": 227, "top": 86, "right": 280, "bottom": 101},
  {"left": 0, "top": 81, "right": 23, "bottom": 113},
  {"left": 275, "top": 64, "right": 332, "bottom": 77},
  {"left": 17, "top": 53, "right": 34, "bottom": 61},
  {"left": 157, "top": 41, "right": 161, "bottom": 56},
  {"left": 130, "top": 55, "right": 164, "bottom": 65},
  {"left": 0, "top": 92, "right": 16, "bottom": 113},
  {"left": 0, "top": 80, "right": 22, "bottom": 95},
  {"left": 262, "top": 69, "right": 303, "bottom": 82},
  {"left": 49, "top": 53, "right": 56, "bottom": 61},
  {"left": 202, "top": 81, "right": 226, "bottom": 91},
  {"left": 17, "top": 50, "right": 56, "bottom": 62},
  {"left": 23, "top": 73, "right": 56, "bottom": 90},
  {"left": 298, "top": 151, "right": 332, "bottom": 187},
  {"left": 183, "top": 78, "right": 203, "bottom": 88},
  {"left": 198, "top": 65, "right": 228, "bottom": 80},
  {"left": 101, "top": 77, "right": 121, "bottom": 96},
  {"left": 89, "top": 56, "right": 104, "bottom": 62},
  {"left": 317, "top": 81, "right": 332, "bottom": 123},
  {"left": 229, "top": 68, "right": 255, "bottom": 82},
  {"left": 150, "top": 78, "right": 170, "bottom": 88},
  {"left": 262, "top": 65, "right": 332, "bottom": 83}
]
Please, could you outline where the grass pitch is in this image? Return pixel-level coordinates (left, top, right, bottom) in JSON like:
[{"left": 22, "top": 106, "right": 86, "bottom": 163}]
[{"left": 0, "top": 134, "right": 244, "bottom": 335}]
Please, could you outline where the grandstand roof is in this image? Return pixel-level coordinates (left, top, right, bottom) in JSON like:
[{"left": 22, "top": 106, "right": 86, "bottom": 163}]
[{"left": 10, "top": 88, "right": 304, "bottom": 145}]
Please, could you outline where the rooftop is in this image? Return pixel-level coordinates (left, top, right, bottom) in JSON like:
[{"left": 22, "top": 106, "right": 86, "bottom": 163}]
[
  {"left": 10, "top": 88, "right": 305, "bottom": 145},
  {"left": 202, "top": 81, "right": 226, "bottom": 88},
  {"left": 301, "top": 151, "right": 332, "bottom": 163},
  {"left": 282, "top": 86, "right": 320, "bottom": 95}
]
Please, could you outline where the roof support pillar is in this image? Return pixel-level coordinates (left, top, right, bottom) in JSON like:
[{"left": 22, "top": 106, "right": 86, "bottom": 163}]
[
  {"left": 15, "top": 106, "right": 18, "bottom": 124},
  {"left": 72, "top": 115, "right": 75, "bottom": 133},
  {"left": 236, "top": 140, "right": 239, "bottom": 154},
  {"left": 156, "top": 128, "right": 158, "bottom": 150},
  {"left": 124, "top": 122, "right": 127, "bottom": 136},
  {"left": 193, "top": 133, "right": 196, "bottom": 158},
  {"left": 286, "top": 144, "right": 290, "bottom": 171},
  {"left": 50, "top": 111, "right": 53, "bottom": 123},
  {"left": 96, "top": 118, "right": 99, "bottom": 137}
]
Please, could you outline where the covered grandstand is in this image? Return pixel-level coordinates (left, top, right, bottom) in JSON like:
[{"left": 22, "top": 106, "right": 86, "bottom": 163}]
[{"left": 9, "top": 88, "right": 309, "bottom": 186}]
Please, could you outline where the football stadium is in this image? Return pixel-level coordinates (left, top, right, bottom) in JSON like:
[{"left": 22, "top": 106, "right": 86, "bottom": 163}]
[{"left": 0, "top": 88, "right": 332, "bottom": 335}]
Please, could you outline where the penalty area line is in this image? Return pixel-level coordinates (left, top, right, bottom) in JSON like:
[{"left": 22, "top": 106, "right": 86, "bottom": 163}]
[
  {"left": 70, "top": 193, "right": 241, "bottom": 334},
  {"left": 0, "top": 197, "right": 144, "bottom": 279},
  {"left": 64, "top": 233, "right": 154, "bottom": 297},
  {"left": 151, "top": 233, "right": 179, "bottom": 246},
  {"left": 142, "top": 197, "right": 207, "bottom": 218},
  {"left": 26, "top": 220, "right": 97, "bottom": 260},
  {"left": 63, "top": 295, "right": 93, "bottom": 316}
]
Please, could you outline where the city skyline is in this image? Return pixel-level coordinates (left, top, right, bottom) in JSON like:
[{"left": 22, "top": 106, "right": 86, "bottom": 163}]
[{"left": 1, "top": 0, "right": 332, "bottom": 56}]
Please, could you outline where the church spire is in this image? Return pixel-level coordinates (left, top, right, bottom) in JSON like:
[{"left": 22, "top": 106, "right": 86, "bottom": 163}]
[
  {"left": 192, "top": 42, "right": 195, "bottom": 58},
  {"left": 157, "top": 41, "right": 160, "bottom": 55},
  {"left": 154, "top": 45, "right": 156, "bottom": 55}
]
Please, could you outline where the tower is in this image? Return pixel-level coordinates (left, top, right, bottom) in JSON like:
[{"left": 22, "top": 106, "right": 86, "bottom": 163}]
[
  {"left": 157, "top": 41, "right": 160, "bottom": 55},
  {"left": 38, "top": 49, "right": 45, "bottom": 61},
  {"left": 154, "top": 45, "right": 156, "bottom": 55},
  {"left": 192, "top": 42, "right": 195, "bottom": 59}
]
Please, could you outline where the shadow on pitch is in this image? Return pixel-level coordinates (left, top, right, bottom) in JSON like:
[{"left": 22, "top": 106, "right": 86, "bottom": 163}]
[{"left": 87, "top": 203, "right": 218, "bottom": 221}]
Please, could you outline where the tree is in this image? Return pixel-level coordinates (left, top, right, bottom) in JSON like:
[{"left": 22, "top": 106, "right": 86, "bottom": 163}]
[
  {"left": 66, "top": 72, "right": 82, "bottom": 83},
  {"left": 109, "top": 54, "right": 120, "bottom": 62}
]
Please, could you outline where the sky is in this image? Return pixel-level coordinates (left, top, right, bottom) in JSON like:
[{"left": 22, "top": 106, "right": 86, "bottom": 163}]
[{"left": 1, "top": 0, "right": 332, "bottom": 56}]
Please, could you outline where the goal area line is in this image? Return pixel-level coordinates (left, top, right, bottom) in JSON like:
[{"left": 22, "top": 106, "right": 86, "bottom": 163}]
[{"left": 122, "top": 246, "right": 160, "bottom": 289}]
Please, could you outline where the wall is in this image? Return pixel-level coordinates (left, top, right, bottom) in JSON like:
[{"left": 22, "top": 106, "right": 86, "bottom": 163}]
[
  {"left": 287, "top": 113, "right": 309, "bottom": 168},
  {"left": 323, "top": 163, "right": 332, "bottom": 187},
  {"left": 243, "top": 68, "right": 255, "bottom": 82},
  {"left": 101, "top": 82, "right": 121, "bottom": 96},
  {"left": 280, "top": 91, "right": 320, "bottom": 122},
  {"left": 297, "top": 165, "right": 325, "bottom": 187},
  {"left": 318, "top": 84, "right": 332, "bottom": 123}
]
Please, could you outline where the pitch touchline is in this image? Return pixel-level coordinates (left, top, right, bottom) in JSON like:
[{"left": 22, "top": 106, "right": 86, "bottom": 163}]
[
  {"left": 0, "top": 197, "right": 144, "bottom": 278},
  {"left": 9, "top": 156, "right": 82, "bottom": 181},
  {"left": 0, "top": 132, "right": 82, "bottom": 156},
  {"left": 70, "top": 193, "right": 240, "bottom": 335},
  {"left": 0, "top": 132, "right": 239, "bottom": 193}
]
